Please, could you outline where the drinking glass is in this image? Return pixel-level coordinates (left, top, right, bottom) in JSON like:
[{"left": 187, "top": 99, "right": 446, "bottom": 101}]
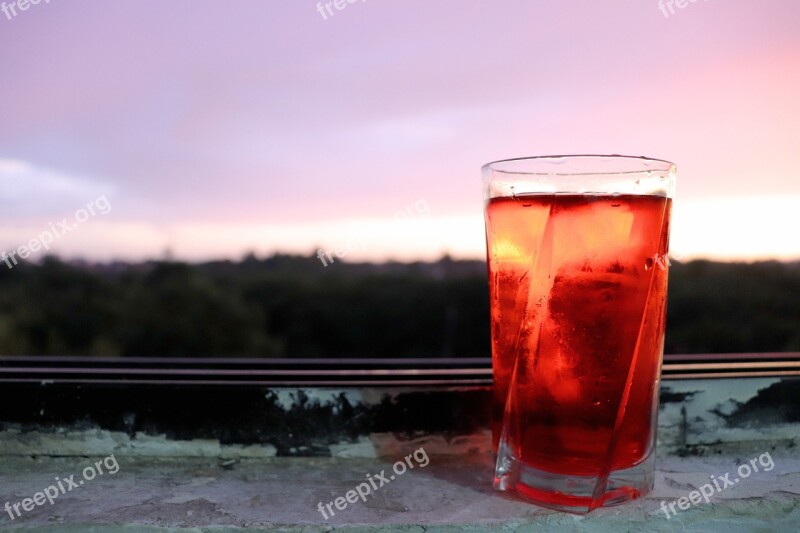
[{"left": 483, "top": 155, "right": 676, "bottom": 513}]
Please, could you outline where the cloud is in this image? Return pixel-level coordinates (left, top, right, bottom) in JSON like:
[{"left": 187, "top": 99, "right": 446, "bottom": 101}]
[{"left": 0, "top": 158, "right": 113, "bottom": 219}]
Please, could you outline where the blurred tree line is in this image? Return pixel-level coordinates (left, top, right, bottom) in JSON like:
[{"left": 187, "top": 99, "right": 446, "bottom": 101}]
[{"left": 0, "top": 254, "right": 798, "bottom": 357}]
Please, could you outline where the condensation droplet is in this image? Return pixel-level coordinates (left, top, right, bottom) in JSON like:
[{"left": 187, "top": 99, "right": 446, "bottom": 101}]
[{"left": 644, "top": 257, "right": 654, "bottom": 271}]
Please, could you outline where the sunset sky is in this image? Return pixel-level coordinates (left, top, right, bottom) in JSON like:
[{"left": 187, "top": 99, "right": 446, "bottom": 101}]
[{"left": 1, "top": 0, "right": 799, "bottom": 263}]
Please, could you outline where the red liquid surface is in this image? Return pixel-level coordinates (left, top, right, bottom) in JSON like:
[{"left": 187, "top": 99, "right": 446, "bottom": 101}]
[{"left": 486, "top": 194, "right": 671, "bottom": 476}]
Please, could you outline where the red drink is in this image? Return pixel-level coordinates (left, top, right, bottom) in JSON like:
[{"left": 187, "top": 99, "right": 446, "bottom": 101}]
[{"left": 485, "top": 192, "right": 671, "bottom": 511}]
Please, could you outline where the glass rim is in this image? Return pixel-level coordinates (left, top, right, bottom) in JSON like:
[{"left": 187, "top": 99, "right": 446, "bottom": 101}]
[{"left": 482, "top": 154, "right": 676, "bottom": 177}]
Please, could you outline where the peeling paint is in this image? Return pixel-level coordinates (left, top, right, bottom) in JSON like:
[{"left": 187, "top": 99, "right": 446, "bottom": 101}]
[{"left": 2, "top": 378, "right": 799, "bottom": 461}]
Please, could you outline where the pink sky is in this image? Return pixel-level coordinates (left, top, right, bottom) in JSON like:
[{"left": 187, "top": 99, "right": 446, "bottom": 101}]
[{"left": 1, "top": 0, "right": 800, "bottom": 262}]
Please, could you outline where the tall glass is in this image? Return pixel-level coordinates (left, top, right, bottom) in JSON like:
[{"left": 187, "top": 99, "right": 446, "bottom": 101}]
[{"left": 483, "top": 155, "right": 675, "bottom": 513}]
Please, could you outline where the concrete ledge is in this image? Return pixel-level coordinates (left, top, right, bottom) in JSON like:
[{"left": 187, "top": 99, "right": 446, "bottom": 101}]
[
  {"left": 2, "top": 376, "right": 799, "bottom": 530},
  {"left": 0, "top": 441, "right": 798, "bottom": 531}
]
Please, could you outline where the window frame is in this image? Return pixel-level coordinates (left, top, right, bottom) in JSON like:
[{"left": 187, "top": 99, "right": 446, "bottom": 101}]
[{"left": 1, "top": 353, "right": 798, "bottom": 386}]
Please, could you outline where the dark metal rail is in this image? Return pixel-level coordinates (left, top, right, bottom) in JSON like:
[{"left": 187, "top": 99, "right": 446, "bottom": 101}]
[{"left": 0, "top": 353, "right": 798, "bottom": 386}]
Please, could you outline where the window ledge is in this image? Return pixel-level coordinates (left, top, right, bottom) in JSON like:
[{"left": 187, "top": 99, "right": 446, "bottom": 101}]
[
  {"left": 1, "top": 449, "right": 799, "bottom": 531},
  {"left": 1, "top": 374, "right": 799, "bottom": 530}
]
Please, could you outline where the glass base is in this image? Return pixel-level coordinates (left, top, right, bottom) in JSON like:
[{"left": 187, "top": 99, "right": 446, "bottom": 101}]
[{"left": 494, "top": 443, "right": 655, "bottom": 514}]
